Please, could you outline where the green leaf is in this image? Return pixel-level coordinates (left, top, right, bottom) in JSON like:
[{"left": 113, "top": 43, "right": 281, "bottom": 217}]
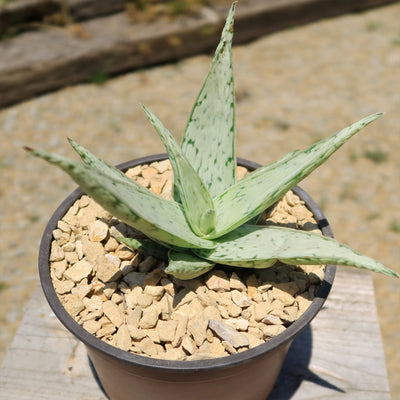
[
  {"left": 26, "top": 147, "right": 215, "bottom": 250},
  {"left": 68, "top": 138, "right": 128, "bottom": 181},
  {"left": 195, "top": 224, "right": 399, "bottom": 278},
  {"left": 142, "top": 105, "right": 216, "bottom": 236},
  {"left": 210, "top": 113, "right": 383, "bottom": 238},
  {"left": 116, "top": 237, "right": 169, "bottom": 261},
  {"left": 165, "top": 250, "right": 215, "bottom": 280},
  {"left": 181, "top": 2, "right": 236, "bottom": 197}
]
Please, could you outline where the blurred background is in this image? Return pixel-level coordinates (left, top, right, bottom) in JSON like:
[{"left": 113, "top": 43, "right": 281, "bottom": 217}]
[{"left": 0, "top": 0, "right": 399, "bottom": 397}]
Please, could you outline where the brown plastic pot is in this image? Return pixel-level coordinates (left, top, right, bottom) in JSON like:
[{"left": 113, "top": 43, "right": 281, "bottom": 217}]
[{"left": 38, "top": 154, "right": 336, "bottom": 400}]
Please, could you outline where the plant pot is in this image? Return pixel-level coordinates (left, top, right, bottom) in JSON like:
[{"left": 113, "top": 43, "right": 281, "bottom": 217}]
[{"left": 39, "top": 154, "right": 336, "bottom": 400}]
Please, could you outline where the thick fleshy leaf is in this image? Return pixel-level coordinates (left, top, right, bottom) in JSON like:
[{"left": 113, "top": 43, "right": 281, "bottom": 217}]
[
  {"left": 210, "top": 113, "right": 383, "bottom": 238},
  {"left": 181, "top": 3, "right": 236, "bottom": 197},
  {"left": 68, "top": 138, "right": 128, "bottom": 181},
  {"left": 26, "top": 148, "right": 215, "bottom": 249},
  {"left": 165, "top": 250, "right": 215, "bottom": 280},
  {"left": 116, "top": 237, "right": 169, "bottom": 261},
  {"left": 195, "top": 225, "right": 399, "bottom": 278},
  {"left": 142, "top": 105, "right": 216, "bottom": 236}
]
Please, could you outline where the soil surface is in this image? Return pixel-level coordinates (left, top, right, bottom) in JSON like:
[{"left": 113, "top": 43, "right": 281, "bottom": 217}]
[{"left": 1, "top": 2, "right": 400, "bottom": 396}]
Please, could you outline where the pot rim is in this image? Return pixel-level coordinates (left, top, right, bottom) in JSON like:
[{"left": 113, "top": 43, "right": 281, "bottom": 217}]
[{"left": 39, "top": 153, "right": 336, "bottom": 374}]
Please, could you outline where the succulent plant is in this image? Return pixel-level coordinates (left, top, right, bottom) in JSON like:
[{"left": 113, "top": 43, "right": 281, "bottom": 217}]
[{"left": 26, "top": 3, "right": 398, "bottom": 280}]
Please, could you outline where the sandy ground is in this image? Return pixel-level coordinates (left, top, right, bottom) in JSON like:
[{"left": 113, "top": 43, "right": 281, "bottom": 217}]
[{"left": 1, "top": 2, "right": 400, "bottom": 397}]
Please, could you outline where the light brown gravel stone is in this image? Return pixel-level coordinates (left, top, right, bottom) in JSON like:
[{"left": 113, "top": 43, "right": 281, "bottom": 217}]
[
  {"left": 64, "top": 294, "right": 85, "bottom": 317},
  {"left": 296, "top": 294, "right": 312, "bottom": 315},
  {"left": 104, "top": 237, "right": 119, "bottom": 252},
  {"left": 72, "top": 283, "right": 92, "bottom": 299},
  {"left": 127, "top": 325, "right": 146, "bottom": 341},
  {"left": 150, "top": 175, "right": 167, "bottom": 195},
  {"left": 102, "top": 300, "right": 124, "bottom": 328},
  {"left": 64, "top": 251, "right": 79, "bottom": 265},
  {"left": 172, "top": 314, "right": 188, "bottom": 347},
  {"left": 102, "top": 282, "right": 118, "bottom": 299},
  {"left": 96, "top": 321, "right": 116, "bottom": 338},
  {"left": 203, "top": 305, "right": 221, "bottom": 321},
  {"left": 159, "top": 347, "right": 186, "bottom": 361},
  {"left": 230, "top": 272, "right": 247, "bottom": 291},
  {"left": 126, "top": 306, "right": 142, "bottom": 327},
  {"left": 205, "top": 270, "right": 230, "bottom": 292},
  {"left": 137, "top": 337, "right": 158, "bottom": 357},
  {"left": 96, "top": 255, "right": 122, "bottom": 283},
  {"left": 271, "top": 287, "right": 296, "bottom": 306},
  {"left": 181, "top": 335, "right": 197, "bottom": 355},
  {"left": 201, "top": 337, "right": 227, "bottom": 357},
  {"left": 136, "top": 293, "right": 153, "bottom": 308},
  {"left": 261, "top": 325, "right": 286, "bottom": 339},
  {"left": 141, "top": 166, "right": 158, "bottom": 180},
  {"left": 153, "top": 160, "right": 171, "bottom": 174},
  {"left": 83, "top": 319, "right": 102, "bottom": 335},
  {"left": 157, "top": 320, "right": 177, "bottom": 343},
  {"left": 254, "top": 302, "right": 273, "bottom": 322},
  {"left": 226, "top": 300, "right": 242, "bottom": 318},
  {"left": 89, "top": 220, "right": 109, "bottom": 242},
  {"left": 75, "top": 240, "right": 84, "bottom": 260},
  {"left": 226, "top": 317, "right": 249, "bottom": 331},
  {"left": 115, "top": 324, "right": 132, "bottom": 351},
  {"left": 81, "top": 237, "right": 105, "bottom": 262},
  {"left": 115, "top": 244, "right": 136, "bottom": 260},
  {"left": 83, "top": 295, "right": 103, "bottom": 311},
  {"left": 231, "top": 290, "right": 251, "bottom": 308},
  {"left": 187, "top": 298, "right": 204, "bottom": 319},
  {"left": 157, "top": 294, "right": 172, "bottom": 320},
  {"left": 81, "top": 310, "right": 103, "bottom": 325},
  {"left": 243, "top": 332, "right": 264, "bottom": 349},
  {"left": 222, "top": 340, "right": 237, "bottom": 355},
  {"left": 62, "top": 242, "right": 75, "bottom": 252},
  {"left": 208, "top": 319, "right": 249, "bottom": 349},
  {"left": 139, "top": 304, "right": 159, "bottom": 329},
  {"left": 144, "top": 285, "right": 165, "bottom": 301},
  {"left": 111, "top": 292, "right": 123, "bottom": 305},
  {"left": 51, "top": 260, "right": 67, "bottom": 279},
  {"left": 124, "top": 286, "right": 142, "bottom": 308},
  {"left": 64, "top": 259, "right": 92, "bottom": 282},
  {"left": 197, "top": 292, "right": 218, "bottom": 308},
  {"left": 187, "top": 316, "right": 209, "bottom": 347},
  {"left": 143, "top": 328, "right": 160, "bottom": 345},
  {"left": 261, "top": 314, "right": 283, "bottom": 325},
  {"left": 50, "top": 242, "right": 65, "bottom": 262},
  {"left": 54, "top": 279, "right": 75, "bottom": 295},
  {"left": 173, "top": 288, "right": 196, "bottom": 308}
]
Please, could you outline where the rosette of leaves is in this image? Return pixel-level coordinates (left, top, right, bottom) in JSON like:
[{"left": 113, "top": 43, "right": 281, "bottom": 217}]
[{"left": 26, "top": 4, "right": 398, "bottom": 280}]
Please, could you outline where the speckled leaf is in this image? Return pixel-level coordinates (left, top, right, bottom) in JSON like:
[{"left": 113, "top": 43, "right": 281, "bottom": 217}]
[
  {"left": 195, "top": 225, "right": 398, "bottom": 278},
  {"left": 116, "top": 237, "right": 169, "bottom": 261},
  {"left": 68, "top": 138, "right": 128, "bottom": 181},
  {"left": 165, "top": 250, "right": 215, "bottom": 280},
  {"left": 181, "top": 3, "right": 236, "bottom": 197},
  {"left": 142, "top": 105, "right": 216, "bottom": 236},
  {"left": 210, "top": 113, "right": 383, "bottom": 238},
  {"left": 26, "top": 148, "right": 215, "bottom": 249}
]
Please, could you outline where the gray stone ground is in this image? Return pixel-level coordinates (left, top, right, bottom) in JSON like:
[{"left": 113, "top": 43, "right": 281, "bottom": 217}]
[{"left": 1, "top": 2, "right": 400, "bottom": 397}]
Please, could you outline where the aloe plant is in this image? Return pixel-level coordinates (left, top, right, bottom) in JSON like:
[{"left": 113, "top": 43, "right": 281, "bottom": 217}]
[{"left": 26, "top": 3, "right": 398, "bottom": 280}]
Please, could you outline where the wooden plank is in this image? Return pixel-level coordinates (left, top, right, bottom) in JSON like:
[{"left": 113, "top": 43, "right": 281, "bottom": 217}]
[
  {"left": 0, "top": 268, "right": 390, "bottom": 399},
  {"left": 1, "top": 0, "right": 399, "bottom": 109}
]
